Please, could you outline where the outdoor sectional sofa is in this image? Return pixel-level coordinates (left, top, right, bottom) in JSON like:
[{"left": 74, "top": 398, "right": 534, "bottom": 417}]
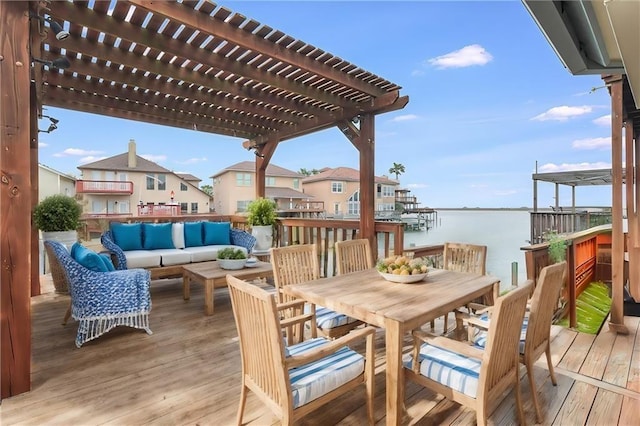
[{"left": 101, "top": 221, "right": 256, "bottom": 279}]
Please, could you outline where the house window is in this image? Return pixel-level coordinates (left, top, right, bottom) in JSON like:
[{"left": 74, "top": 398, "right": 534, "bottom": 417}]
[
  {"left": 146, "top": 175, "right": 155, "bottom": 190},
  {"left": 293, "top": 178, "right": 300, "bottom": 189},
  {"left": 331, "top": 182, "right": 343, "bottom": 193},
  {"left": 180, "top": 202, "right": 188, "bottom": 213},
  {"left": 266, "top": 177, "right": 276, "bottom": 187},
  {"left": 191, "top": 202, "right": 198, "bottom": 213},
  {"left": 333, "top": 203, "right": 340, "bottom": 215},
  {"left": 236, "top": 173, "right": 252, "bottom": 187},
  {"left": 180, "top": 182, "right": 188, "bottom": 191},
  {"left": 158, "top": 174, "right": 166, "bottom": 190},
  {"left": 382, "top": 185, "right": 395, "bottom": 197},
  {"left": 236, "top": 200, "right": 251, "bottom": 212},
  {"left": 347, "top": 191, "right": 360, "bottom": 216}
]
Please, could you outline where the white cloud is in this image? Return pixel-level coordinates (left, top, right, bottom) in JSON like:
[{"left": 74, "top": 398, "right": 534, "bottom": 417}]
[
  {"left": 469, "top": 183, "right": 488, "bottom": 189},
  {"left": 572, "top": 137, "right": 610, "bottom": 150},
  {"left": 411, "top": 69, "right": 425, "bottom": 77},
  {"left": 493, "top": 189, "right": 517, "bottom": 196},
  {"left": 38, "top": 142, "right": 48, "bottom": 148},
  {"left": 531, "top": 105, "right": 593, "bottom": 121},
  {"left": 79, "top": 155, "right": 107, "bottom": 164},
  {"left": 141, "top": 154, "right": 167, "bottom": 162},
  {"left": 407, "top": 183, "right": 429, "bottom": 189},
  {"left": 176, "top": 157, "right": 208, "bottom": 165},
  {"left": 54, "top": 148, "right": 104, "bottom": 157},
  {"left": 538, "top": 161, "right": 611, "bottom": 173},
  {"left": 391, "top": 114, "right": 418, "bottom": 122},
  {"left": 428, "top": 44, "right": 493, "bottom": 69},
  {"left": 593, "top": 114, "right": 611, "bottom": 126}
]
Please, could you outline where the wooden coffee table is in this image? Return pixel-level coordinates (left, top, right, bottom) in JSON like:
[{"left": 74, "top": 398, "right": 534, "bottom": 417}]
[{"left": 182, "top": 261, "right": 274, "bottom": 315}]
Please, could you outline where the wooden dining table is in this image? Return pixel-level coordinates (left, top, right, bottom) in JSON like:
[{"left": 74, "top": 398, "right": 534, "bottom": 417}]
[{"left": 284, "top": 267, "right": 500, "bottom": 426}]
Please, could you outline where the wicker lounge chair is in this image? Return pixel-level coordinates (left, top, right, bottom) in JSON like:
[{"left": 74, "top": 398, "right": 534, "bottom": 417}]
[{"left": 45, "top": 240, "right": 153, "bottom": 348}]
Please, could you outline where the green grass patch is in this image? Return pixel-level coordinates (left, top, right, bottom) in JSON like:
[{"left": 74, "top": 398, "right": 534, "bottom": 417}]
[{"left": 557, "top": 281, "right": 611, "bottom": 334}]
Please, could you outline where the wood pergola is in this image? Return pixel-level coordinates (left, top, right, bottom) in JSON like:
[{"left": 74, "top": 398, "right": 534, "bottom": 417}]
[{"left": 1, "top": 1, "right": 407, "bottom": 398}]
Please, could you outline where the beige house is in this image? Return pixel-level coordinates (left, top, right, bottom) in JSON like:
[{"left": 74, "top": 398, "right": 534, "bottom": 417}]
[
  {"left": 211, "top": 161, "right": 308, "bottom": 214},
  {"left": 38, "top": 164, "right": 76, "bottom": 201},
  {"left": 77, "top": 140, "right": 211, "bottom": 216},
  {"left": 302, "top": 167, "right": 398, "bottom": 218}
]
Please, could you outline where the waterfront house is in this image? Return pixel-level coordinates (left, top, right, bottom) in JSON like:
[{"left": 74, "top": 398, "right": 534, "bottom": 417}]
[
  {"left": 211, "top": 161, "right": 309, "bottom": 214},
  {"left": 302, "top": 167, "right": 398, "bottom": 218},
  {"left": 77, "top": 140, "right": 211, "bottom": 216}
]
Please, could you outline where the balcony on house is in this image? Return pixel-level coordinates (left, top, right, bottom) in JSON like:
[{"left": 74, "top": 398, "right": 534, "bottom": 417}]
[{"left": 75, "top": 180, "right": 134, "bottom": 194}]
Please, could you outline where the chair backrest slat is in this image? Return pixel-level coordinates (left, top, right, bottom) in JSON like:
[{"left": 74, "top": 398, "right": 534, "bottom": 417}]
[
  {"left": 270, "top": 244, "right": 319, "bottom": 303},
  {"left": 527, "top": 261, "right": 566, "bottom": 355},
  {"left": 478, "top": 282, "right": 531, "bottom": 401},
  {"left": 443, "top": 242, "right": 487, "bottom": 275},
  {"left": 335, "top": 239, "right": 373, "bottom": 275}
]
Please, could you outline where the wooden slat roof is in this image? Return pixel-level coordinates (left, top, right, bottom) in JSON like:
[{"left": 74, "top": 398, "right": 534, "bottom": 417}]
[{"left": 32, "top": 0, "right": 407, "bottom": 149}]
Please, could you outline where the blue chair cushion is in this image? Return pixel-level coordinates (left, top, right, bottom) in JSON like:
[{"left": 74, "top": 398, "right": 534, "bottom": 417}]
[
  {"left": 203, "top": 221, "right": 231, "bottom": 245},
  {"left": 286, "top": 337, "right": 365, "bottom": 408},
  {"left": 143, "top": 223, "right": 175, "bottom": 250},
  {"left": 305, "top": 306, "right": 359, "bottom": 330},
  {"left": 411, "top": 342, "right": 481, "bottom": 398},
  {"left": 110, "top": 223, "right": 143, "bottom": 251},
  {"left": 99, "top": 253, "right": 116, "bottom": 271},
  {"left": 184, "top": 222, "right": 204, "bottom": 247},
  {"left": 71, "top": 243, "right": 110, "bottom": 272},
  {"left": 472, "top": 314, "right": 528, "bottom": 354}
]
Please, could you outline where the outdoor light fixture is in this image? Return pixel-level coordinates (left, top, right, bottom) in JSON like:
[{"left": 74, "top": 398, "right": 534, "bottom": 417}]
[
  {"left": 38, "top": 114, "right": 59, "bottom": 133},
  {"left": 32, "top": 56, "right": 71, "bottom": 70},
  {"left": 30, "top": 12, "right": 70, "bottom": 40}
]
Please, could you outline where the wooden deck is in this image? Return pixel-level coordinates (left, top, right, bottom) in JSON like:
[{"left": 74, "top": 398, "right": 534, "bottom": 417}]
[{"left": 1, "top": 276, "right": 638, "bottom": 425}]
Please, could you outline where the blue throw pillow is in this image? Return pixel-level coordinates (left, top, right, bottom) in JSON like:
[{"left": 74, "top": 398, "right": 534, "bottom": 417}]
[
  {"left": 143, "top": 223, "right": 175, "bottom": 250},
  {"left": 184, "top": 222, "right": 204, "bottom": 247},
  {"left": 71, "top": 243, "right": 110, "bottom": 272},
  {"left": 110, "top": 223, "right": 143, "bottom": 251},
  {"left": 203, "top": 222, "right": 231, "bottom": 245},
  {"left": 99, "top": 253, "right": 116, "bottom": 271}
]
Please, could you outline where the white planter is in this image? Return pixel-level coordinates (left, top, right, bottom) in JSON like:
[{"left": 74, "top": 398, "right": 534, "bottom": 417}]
[
  {"left": 251, "top": 225, "right": 273, "bottom": 251},
  {"left": 42, "top": 230, "right": 78, "bottom": 251}
]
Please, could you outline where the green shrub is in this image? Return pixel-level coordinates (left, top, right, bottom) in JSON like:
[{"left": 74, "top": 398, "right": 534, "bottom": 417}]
[
  {"left": 33, "top": 195, "right": 82, "bottom": 232},
  {"left": 544, "top": 230, "right": 569, "bottom": 264},
  {"left": 246, "top": 197, "right": 277, "bottom": 227}
]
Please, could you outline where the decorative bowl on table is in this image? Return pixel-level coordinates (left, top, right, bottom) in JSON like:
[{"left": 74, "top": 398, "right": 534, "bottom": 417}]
[
  {"left": 376, "top": 255, "right": 430, "bottom": 284},
  {"left": 218, "top": 258, "right": 247, "bottom": 270}
]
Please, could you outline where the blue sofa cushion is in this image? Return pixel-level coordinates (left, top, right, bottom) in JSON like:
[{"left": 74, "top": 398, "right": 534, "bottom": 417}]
[
  {"left": 110, "top": 223, "right": 143, "bottom": 251},
  {"left": 203, "top": 222, "right": 231, "bottom": 245},
  {"left": 184, "top": 222, "right": 204, "bottom": 247},
  {"left": 143, "top": 223, "right": 175, "bottom": 250},
  {"left": 71, "top": 242, "right": 110, "bottom": 272}
]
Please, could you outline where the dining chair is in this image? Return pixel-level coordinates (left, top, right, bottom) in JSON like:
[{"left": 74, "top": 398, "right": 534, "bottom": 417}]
[
  {"left": 226, "top": 274, "right": 376, "bottom": 425},
  {"left": 437, "top": 242, "right": 488, "bottom": 332},
  {"left": 465, "top": 261, "right": 566, "bottom": 423},
  {"left": 405, "top": 282, "right": 531, "bottom": 426},
  {"left": 270, "top": 244, "right": 363, "bottom": 339},
  {"left": 335, "top": 238, "right": 373, "bottom": 275}
]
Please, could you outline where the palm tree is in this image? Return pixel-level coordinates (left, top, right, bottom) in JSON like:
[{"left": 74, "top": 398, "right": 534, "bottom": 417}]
[{"left": 389, "top": 163, "right": 405, "bottom": 180}]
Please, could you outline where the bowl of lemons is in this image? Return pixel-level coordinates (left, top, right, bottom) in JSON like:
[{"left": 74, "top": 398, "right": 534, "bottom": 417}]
[{"left": 376, "top": 255, "right": 429, "bottom": 284}]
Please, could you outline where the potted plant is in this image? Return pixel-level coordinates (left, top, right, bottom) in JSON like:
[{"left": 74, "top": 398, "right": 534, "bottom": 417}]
[
  {"left": 216, "top": 247, "right": 248, "bottom": 270},
  {"left": 34, "top": 194, "right": 82, "bottom": 294},
  {"left": 246, "top": 197, "right": 277, "bottom": 251}
]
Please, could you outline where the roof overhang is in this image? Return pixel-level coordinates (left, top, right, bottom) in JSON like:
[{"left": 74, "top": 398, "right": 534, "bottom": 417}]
[
  {"left": 532, "top": 168, "right": 626, "bottom": 186},
  {"left": 523, "top": 0, "right": 640, "bottom": 108}
]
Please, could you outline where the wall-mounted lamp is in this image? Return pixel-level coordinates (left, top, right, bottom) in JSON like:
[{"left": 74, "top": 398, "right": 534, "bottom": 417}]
[
  {"left": 30, "top": 13, "right": 70, "bottom": 40},
  {"left": 32, "top": 56, "right": 71, "bottom": 70},
  {"left": 38, "top": 114, "right": 59, "bottom": 133}
]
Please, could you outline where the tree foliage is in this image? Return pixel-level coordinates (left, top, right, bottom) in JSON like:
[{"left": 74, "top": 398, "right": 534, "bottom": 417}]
[
  {"left": 200, "top": 184, "right": 213, "bottom": 196},
  {"left": 299, "top": 168, "right": 320, "bottom": 176},
  {"left": 388, "top": 162, "right": 406, "bottom": 180}
]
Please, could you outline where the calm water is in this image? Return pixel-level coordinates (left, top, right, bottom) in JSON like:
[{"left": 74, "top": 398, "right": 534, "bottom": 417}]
[{"left": 403, "top": 209, "right": 531, "bottom": 289}]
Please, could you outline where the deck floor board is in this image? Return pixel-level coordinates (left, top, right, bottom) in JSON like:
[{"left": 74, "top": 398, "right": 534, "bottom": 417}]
[{"left": 1, "top": 275, "right": 639, "bottom": 425}]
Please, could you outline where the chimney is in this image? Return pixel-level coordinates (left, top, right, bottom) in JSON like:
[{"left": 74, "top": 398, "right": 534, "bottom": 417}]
[{"left": 128, "top": 139, "right": 137, "bottom": 168}]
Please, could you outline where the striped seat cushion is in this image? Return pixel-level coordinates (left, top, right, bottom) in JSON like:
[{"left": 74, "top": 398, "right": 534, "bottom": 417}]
[
  {"left": 472, "top": 315, "right": 528, "bottom": 353},
  {"left": 287, "top": 337, "right": 364, "bottom": 408},
  {"left": 306, "top": 306, "right": 360, "bottom": 330},
  {"left": 409, "top": 342, "right": 481, "bottom": 398}
]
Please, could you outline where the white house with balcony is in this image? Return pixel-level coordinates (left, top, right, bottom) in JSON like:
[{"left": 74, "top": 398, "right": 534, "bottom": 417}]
[{"left": 76, "top": 140, "right": 211, "bottom": 217}]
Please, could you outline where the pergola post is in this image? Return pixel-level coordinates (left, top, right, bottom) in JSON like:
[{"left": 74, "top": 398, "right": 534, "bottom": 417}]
[
  {"left": 254, "top": 138, "right": 279, "bottom": 199},
  {"left": 358, "top": 114, "right": 376, "bottom": 258},
  {"left": 1, "top": 0, "right": 33, "bottom": 397},
  {"left": 608, "top": 75, "right": 628, "bottom": 334}
]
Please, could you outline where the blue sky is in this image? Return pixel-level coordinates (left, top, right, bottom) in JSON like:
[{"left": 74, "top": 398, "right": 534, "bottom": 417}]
[{"left": 38, "top": 1, "right": 614, "bottom": 208}]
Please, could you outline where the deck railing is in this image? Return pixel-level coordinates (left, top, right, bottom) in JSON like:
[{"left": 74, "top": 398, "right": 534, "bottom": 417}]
[
  {"left": 522, "top": 224, "right": 613, "bottom": 328},
  {"left": 75, "top": 180, "right": 134, "bottom": 194},
  {"left": 530, "top": 210, "right": 612, "bottom": 244}
]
